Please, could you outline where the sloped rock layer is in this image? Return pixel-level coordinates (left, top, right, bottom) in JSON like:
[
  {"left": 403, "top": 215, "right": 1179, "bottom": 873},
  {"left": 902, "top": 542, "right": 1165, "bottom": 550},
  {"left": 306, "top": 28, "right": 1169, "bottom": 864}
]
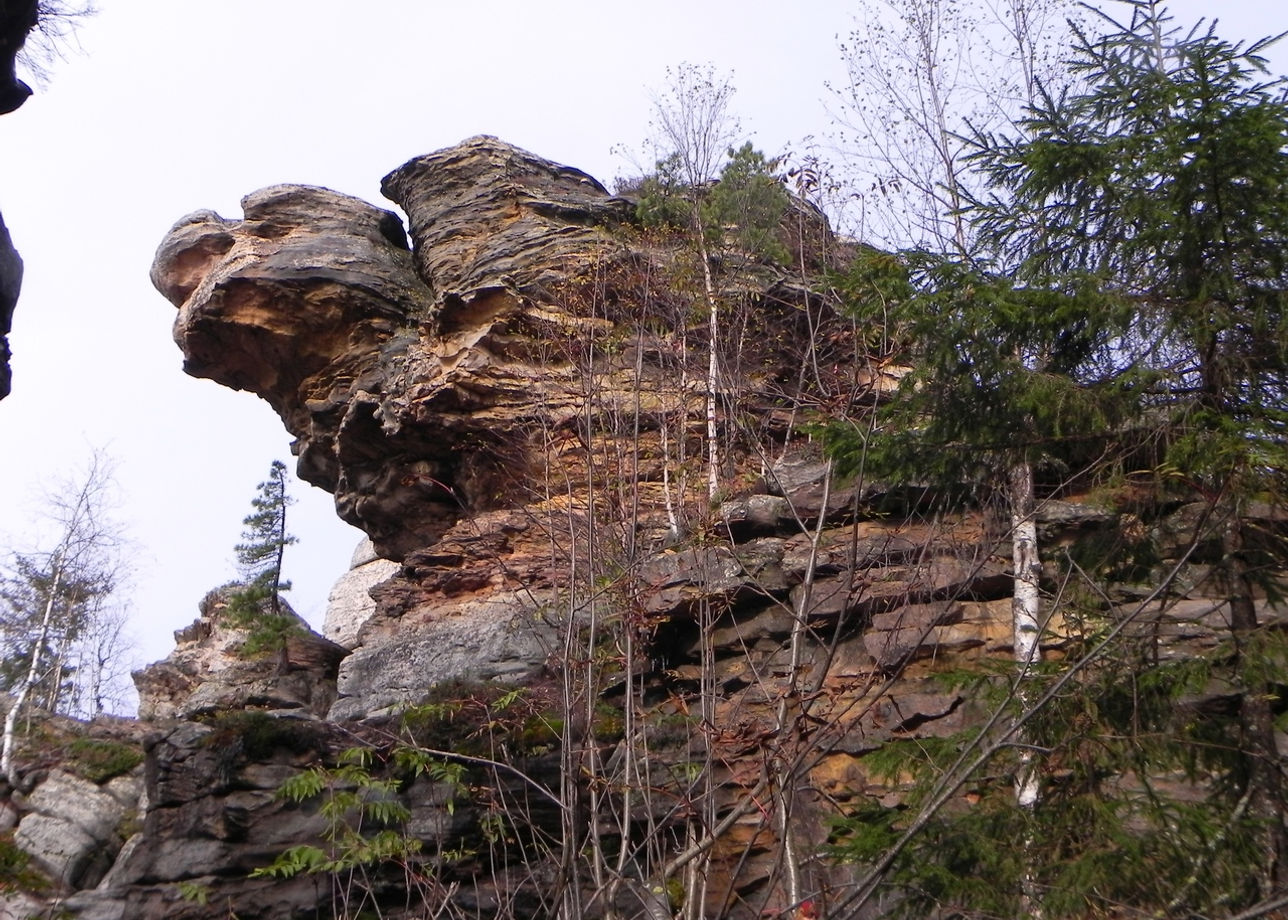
[
  {"left": 0, "top": 211, "right": 20, "bottom": 400},
  {"left": 133, "top": 588, "right": 348, "bottom": 720},
  {"left": 23, "top": 136, "right": 1271, "bottom": 920}
]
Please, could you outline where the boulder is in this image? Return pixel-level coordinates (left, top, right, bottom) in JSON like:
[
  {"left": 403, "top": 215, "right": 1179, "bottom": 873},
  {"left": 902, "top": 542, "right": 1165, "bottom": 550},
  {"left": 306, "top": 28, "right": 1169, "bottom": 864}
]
[
  {"left": 330, "top": 591, "right": 557, "bottom": 720},
  {"left": 322, "top": 539, "right": 400, "bottom": 649},
  {"left": 15, "top": 769, "right": 126, "bottom": 888}
]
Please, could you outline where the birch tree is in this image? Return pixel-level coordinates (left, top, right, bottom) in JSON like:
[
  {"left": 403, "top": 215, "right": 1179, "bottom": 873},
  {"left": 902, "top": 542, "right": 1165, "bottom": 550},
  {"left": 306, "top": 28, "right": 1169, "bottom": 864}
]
[
  {"left": 827, "top": 4, "right": 1288, "bottom": 915},
  {"left": 969, "top": 0, "right": 1288, "bottom": 891},
  {"left": 648, "top": 63, "right": 740, "bottom": 500},
  {"left": 0, "top": 453, "right": 125, "bottom": 781},
  {"left": 833, "top": 0, "right": 1078, "bottom": 254},
  {"left": 832, "top": 0, "right": 1085, "bottom": 848}
]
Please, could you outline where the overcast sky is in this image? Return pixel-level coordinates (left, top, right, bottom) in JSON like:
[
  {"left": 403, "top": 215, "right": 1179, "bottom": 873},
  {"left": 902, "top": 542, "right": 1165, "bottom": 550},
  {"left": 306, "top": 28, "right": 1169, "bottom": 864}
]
[{"left": 0, "top": 0, "right": 1280, "bottom": 712}]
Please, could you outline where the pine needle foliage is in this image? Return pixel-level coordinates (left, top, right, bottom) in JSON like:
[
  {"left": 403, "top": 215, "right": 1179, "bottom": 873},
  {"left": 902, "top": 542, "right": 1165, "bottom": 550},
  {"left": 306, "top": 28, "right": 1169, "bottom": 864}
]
[
  {"left": 832, "top": 629, "right": 1284, "bottom": 918},
  {"left": 634, "top": 143, "right": 790, "bottom": 265},
  {"left": 225, "top": 460, "right": 301, "bottom": 655},
  {"left": 823, "top": 249, "right": 1141, "bottom": 494},
  {"left": 826, "top": 4, "right": 1288, "bottom": 913},
  {"left": 704, "top": 142, "right": 790, "bottom": 265},
  {"left": 968, "top": 0, "right": 1288, "bottom": 505}
]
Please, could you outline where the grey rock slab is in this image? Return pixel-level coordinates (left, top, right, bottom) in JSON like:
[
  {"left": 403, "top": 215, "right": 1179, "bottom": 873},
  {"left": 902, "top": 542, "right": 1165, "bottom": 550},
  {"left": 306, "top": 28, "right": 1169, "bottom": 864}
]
[
  {"left": 332, "top": 593, "right": 557, "bottom": 720},
  {"left": 95, "top": 832, "right": 143, "bottom": 890},
  {"left": 15, "top": 813, "right": 101, "bottom": 887},
  {"left": 22, "top": 769, "right": 125, "bottom": 843},
  {"left": 0, "top": 890, "right": 49, "bottom": 920},
  {"left": 717, "top": 494, "right": 797, "bottom": 540},
  {"left": 323, "top": 542, "right": 400, "bottom": 649},
  {"left": 102, "top": 772, "right": 145, "bottom": 811}
]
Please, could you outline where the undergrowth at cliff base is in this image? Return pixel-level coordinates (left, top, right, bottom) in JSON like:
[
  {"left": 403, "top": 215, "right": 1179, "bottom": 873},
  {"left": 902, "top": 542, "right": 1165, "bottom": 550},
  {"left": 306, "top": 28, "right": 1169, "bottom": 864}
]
[
  {"left": 828, "top": 631, "right": 1288, "bottom": 918},
  {"left": 198, "top": 710, "right": 325, "bottom": 761}
]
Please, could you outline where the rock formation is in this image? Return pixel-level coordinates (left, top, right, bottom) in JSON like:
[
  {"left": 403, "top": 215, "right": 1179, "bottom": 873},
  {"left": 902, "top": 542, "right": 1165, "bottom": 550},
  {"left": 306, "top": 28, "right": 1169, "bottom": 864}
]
[
  {"left": 0, "top": 0, "right": 38, "bottom": 399},
  {"left": 0, "top": 0, "right": 36, "bottom": 117},
  {"left": 2, "top": 136, "right": 1279, "bottom": 919},
  {"left": 321, "top": 538, "right": 399, "bottom": 648},
  {"left": 133, "top": 587, "right": 348, "bottom": 720},
  {"left": 0, "top": 211, "right": 21, "bottom": 400}
]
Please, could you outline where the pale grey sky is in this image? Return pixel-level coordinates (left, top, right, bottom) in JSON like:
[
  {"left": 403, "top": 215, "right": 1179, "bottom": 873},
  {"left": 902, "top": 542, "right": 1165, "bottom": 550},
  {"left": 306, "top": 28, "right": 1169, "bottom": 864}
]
[{"left": 0, "top": 0, "right": 1280, "bottom": 710}]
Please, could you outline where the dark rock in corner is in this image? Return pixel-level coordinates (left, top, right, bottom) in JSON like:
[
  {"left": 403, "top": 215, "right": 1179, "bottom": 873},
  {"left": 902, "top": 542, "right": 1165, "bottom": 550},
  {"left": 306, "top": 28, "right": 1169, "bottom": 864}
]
[{"left": 0, "top": 210, "right": 22, "bottom": 400}]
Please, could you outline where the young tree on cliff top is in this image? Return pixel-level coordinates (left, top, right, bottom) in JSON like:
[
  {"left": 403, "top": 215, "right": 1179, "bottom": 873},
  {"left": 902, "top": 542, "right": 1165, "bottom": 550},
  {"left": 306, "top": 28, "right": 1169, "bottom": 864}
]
[
  {"left": 225, "top": 460, "right": 299, "bottom": 655},
  {"left": 235, "top": 460, "right": 295, "bottom": 611},
  {"left": 648, "top": 63, "right": 739, "bottom": 501}
]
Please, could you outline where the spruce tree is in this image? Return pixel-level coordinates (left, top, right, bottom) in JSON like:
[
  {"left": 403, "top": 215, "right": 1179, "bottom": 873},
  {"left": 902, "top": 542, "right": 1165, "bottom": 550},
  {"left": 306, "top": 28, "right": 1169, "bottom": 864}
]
[
  {"left": 826, "top": 3, "right": 1288, "bottom": 915},
  {"left": 968, "top": 1, "right": 1288, "bottom": 897},
  {"left": 226, "top": 459, "right": 299, "bottom": 654}
]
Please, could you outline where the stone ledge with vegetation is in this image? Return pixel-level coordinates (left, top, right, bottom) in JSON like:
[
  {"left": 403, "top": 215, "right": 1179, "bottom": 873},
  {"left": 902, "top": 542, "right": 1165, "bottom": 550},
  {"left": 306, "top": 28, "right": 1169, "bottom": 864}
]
[{"left": 2, "top": 5, "right": 1287, "bottom": 917}]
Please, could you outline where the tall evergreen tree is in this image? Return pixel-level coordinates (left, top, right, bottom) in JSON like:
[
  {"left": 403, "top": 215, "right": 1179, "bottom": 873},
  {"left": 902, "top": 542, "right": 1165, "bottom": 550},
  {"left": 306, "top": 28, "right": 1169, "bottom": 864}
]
[
  {"left": 968, "top": 0, "right": 1288, "bottom": 893},
  {"left": 827, "top": 2, "right": 1288, "bottom": 915},
  {"left": 226, "top": 460, "right": 298, "bottom": 649}
]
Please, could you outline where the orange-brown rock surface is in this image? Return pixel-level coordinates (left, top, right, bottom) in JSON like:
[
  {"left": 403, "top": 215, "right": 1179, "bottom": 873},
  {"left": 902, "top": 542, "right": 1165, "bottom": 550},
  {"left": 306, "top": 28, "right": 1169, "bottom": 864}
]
[{"left": 120, "top": 136, "right": 1288, "bottom": 920}]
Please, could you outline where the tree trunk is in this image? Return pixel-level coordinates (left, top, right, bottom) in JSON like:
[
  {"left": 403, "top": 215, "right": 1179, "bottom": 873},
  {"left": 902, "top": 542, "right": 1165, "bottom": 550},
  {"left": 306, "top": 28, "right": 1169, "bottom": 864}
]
[
  {"left": 1223, "top": 514, "right": 1286, "bottom": 892},
  {"left": 2, "top": 550, "right": 63, "bottom": 785},
  {"left": 693, "top": 206, "right": 721, "bottom": 501},
  {"left": 1010, "top": 459, "right": 1042, "bottom": 676},
  {"left": 1009, "top": 459, "right": 1042, "bottom": 915}
]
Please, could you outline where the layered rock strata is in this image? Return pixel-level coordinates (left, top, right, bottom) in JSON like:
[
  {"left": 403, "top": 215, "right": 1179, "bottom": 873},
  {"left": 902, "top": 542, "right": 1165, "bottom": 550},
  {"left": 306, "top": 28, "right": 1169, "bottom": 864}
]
[
  {"left": 15, "top": 136, "right": 1270, "bottom": 920},
  {"left": 133, "top": 588, "right": 348, "bottom": 720}
]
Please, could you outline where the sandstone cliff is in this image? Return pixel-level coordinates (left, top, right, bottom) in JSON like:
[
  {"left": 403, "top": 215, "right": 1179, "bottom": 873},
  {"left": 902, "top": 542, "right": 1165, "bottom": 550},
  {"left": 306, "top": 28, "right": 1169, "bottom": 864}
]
[{"left": 3, "top": 137, "right": 1280, "bottom": 920}]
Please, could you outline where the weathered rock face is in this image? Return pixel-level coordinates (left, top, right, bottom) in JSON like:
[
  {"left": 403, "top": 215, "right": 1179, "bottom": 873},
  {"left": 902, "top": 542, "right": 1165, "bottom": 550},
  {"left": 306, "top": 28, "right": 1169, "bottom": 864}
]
[
  {"left": 0, "top": 0, "right": 36, "bottom": 117},
  {"left": 0, "top": 0, "right": 38, "bottom": 399},
  {"left": 133, "top": 588, "right": 348, "bottom": 720},
  {"left": 15, "top": 769, "right": 133, "bottom": 888},
  {"left": 152, "top": 138, "right": 638, "bottom": 559},
  {"left": 115, "top": 136, "right": 1288, "bottom": 920},
  {"left": 321, "top": 538, "right": 400, "bottom": 648}
]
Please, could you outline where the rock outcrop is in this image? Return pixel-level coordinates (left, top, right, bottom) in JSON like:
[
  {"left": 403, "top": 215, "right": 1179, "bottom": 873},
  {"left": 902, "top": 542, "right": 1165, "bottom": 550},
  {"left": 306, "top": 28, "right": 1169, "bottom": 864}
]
[
  {"left": 321, "top": 538, "right": 399, "bottom": 648},
  {"left": 133, "top": 588, "right": 348, "bottom": 720},
  {"left": 15, "top": 768, "right": 137, "bottom": 888},
  {"left": 0, "top": 0, "right": 38, "bottom": 400},
  {"left": 7, "top": 136, "right": 1273, "bottom": 920},
  {"left": 0, "top": 0, "right": 36, "bottom": 117},
  {"left": 151, "top": 138, "right": 639, "bottom": 559}
]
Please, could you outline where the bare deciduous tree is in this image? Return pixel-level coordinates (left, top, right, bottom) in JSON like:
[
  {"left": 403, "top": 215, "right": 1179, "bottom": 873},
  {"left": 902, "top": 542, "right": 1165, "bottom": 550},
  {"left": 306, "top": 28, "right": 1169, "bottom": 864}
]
[
  {"left": 0, "top": 451, "right": 130, "bottom": 782},
  {"left": 832, "top": 0, "right": 1078, "bottom": 255},
  {"left": 648, "top": 63, "right": 740, "bottom": 501}
]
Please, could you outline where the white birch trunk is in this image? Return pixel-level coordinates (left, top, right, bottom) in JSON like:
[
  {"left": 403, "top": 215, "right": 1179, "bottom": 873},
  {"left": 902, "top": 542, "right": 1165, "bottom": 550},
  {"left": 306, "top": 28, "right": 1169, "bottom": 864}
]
[
  {"left": 1010, "top": 458, "right": 1041, "bottom": 813},
  {"left": 693, "top": 209, "right": 721, "bottom": 501},
  {"left": 1010, "top": 459, "right": 1042, "bottom": 917},
  {"left": 774, "top": 460, "right": 832, "bottom": 908},
  {"left": 3, "top": 550, "right": 63, "bottom": 785},
  {"left": 1010, "top": 459, "right": 1042, "bottom": 674}
]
